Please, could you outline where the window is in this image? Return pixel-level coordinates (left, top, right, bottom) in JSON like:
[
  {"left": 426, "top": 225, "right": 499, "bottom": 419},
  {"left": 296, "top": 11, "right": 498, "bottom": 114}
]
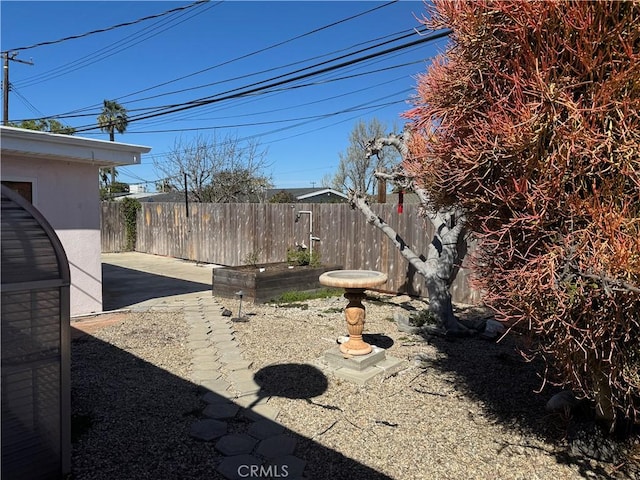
[{"left": 1, "top": 181, "right": 33, "bottom": 203}]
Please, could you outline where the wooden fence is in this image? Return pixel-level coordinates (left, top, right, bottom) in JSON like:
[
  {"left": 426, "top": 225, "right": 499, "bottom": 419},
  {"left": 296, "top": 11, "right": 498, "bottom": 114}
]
[{"left": 101, "top": 202, "right": 482, "bottom": 305}]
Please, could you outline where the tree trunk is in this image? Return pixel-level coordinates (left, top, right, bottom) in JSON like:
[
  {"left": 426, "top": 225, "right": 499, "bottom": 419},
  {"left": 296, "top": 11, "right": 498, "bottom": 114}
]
[
  {"left": 349, "top": 193, "right": 468, "bottom": 334},
  {"left": 354, "top": 131, "right": 471, "bottom": 334}
]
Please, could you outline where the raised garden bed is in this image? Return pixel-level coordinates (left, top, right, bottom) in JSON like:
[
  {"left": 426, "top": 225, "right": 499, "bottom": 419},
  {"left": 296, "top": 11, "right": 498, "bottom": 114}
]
[{"left": 212, "top": 263, "right": 342, "bottom": 303}]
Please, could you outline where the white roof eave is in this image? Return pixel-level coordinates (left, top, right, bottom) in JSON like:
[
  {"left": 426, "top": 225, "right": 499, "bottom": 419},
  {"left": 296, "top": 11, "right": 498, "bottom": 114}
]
[
  {"left": 0, "top": 126, "right": 151, "bottom": 167},
  {"left": 296, "top": 188, "right": 348, "bottom": 200}
]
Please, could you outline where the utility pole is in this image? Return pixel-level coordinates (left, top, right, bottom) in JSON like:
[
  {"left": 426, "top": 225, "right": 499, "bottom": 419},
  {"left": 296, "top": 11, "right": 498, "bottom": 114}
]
[{"left": 2, "top": 51, "right": 34, "bottom": 125}]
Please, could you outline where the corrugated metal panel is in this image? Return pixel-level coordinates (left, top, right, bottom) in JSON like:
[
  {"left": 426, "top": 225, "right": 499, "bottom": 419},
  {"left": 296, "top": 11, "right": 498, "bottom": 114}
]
[
  {"left": 1, "top": 186, "right": 71, "bottom": 480},
  {"left": 1, "top": 196, "right": 61, "bottom": 284}
]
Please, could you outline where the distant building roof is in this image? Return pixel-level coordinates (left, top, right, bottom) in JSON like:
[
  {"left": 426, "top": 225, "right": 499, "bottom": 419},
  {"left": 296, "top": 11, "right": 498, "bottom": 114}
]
[
  {"left": 112, "top": 187, "right": 349, "bottom": 203},
  {"left": 266, "top": 187, "right": 348, "bottom": 203},
  {"left": 112, "top": 192, "right": 185, "bottom": 202}
]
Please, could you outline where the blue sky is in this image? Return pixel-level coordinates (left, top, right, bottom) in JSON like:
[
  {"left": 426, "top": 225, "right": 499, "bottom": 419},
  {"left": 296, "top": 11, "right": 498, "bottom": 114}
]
[{"left": 1, "top": 1, "right": 448, "bottom": 189}]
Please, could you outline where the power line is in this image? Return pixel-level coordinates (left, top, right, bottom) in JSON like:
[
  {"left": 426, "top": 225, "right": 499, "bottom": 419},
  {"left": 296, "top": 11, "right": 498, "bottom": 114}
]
[
  {"left": 30, "top": 2, "right": 409, "bottom": 121},
  {"left": 121, "top": 57, "right": 425, "bottom": 130},
  {"left": 1, "top": 0, "right": 210, "bottom": 53},
  {"left": 70, "top": 29, "right": 449, "bottom": 132},
  {"left": 13, "top": 1, "right": 218, "bottom": 89},
  {"left": 107, "top": 0, "right": 400, "bottom": 105}
]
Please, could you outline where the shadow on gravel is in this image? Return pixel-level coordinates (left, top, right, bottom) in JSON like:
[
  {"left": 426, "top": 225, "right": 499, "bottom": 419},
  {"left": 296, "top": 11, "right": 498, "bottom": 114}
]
[
  {"left": 102, "top": 263, "right": 210, "bottom": 310},
  {"left": 254, "top": 363, "right": 328, "bottom": 400},
  {"left": 418, "top": 332, "right": 639, "bottom": 479},
  {"left": 363, "top": 333, "right": 394, "bottom": 349},
  {"left": 71, "top": 326, "right": 393, "bottom": 480}
]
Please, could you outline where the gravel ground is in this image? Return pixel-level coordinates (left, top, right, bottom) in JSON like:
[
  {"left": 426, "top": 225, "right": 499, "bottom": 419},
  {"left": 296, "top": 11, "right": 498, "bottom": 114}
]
[
  {"left": 71, "top": 311, "right": 223, "bottom": 479},
  {"left": 70, "top": 294, "right": 639, "bottom": 480},
  {"left": 234, "top": 293, "right": 638, "bottom": 480}
]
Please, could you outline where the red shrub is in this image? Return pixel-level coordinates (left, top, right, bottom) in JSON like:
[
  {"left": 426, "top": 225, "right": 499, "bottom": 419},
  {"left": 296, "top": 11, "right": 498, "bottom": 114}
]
[{"left": 405, "top": 0, "right": 640, "bottom": 426}]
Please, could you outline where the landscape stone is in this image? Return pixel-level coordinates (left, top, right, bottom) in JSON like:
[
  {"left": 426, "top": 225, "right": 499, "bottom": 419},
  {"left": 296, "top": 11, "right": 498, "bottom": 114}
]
[
  {"left": 203, "top": 402, "right": 240, "bottom": 419},
  {"left": 228, "top": 369, "right": 256, "bottom": 383},
  {"left": 243, "top": 404, "right": 281, "bottom": 422},
  {"left": 189, "top": 419, "right": 227, "bottom": 441},
  {"left": 200, "top": 378, "right": 231, "bottom": 393},
  {"left": 546, "top": 390, "right": 579, "bottom": 412},
  {"left": 481, "top": 319, "right": 507, "bottom": 340},
  {"left": 201, "top": 391, "right": 235, "bottom": 405},
  {"left": 215, "top": 434, "right": 258, "bottom": 456},
  {"left": 255, "top": 433, "right": 297, "bottom": 459},
  {"left": 225, "top": 360, "right": 253, "bottom": 371},
  {"left": 393, "top": 311, "right": 421, "bottom": 334},
  {"left": 248, "top": 419, "right": 285, "bottom": 440},
  {"left": 234, "top": 379, "right": 261, "bottom": 397},
  {"left": 191, "top": 370, "right": 222, "bottom": 382},
  {"left": 235, "top": 394, "right": 270, "bottom": 408}
]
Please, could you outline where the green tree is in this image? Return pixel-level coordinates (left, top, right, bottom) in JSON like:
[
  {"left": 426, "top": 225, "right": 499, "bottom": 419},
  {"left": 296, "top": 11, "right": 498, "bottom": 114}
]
[
  {"left": 11, "top": 118, "right": 75, "bottom": 134},
  {"left": 97, "top": 99, "right": 128, "bottom": 141},
  {"left": 97, "top": 99, "right": 129, "bottom": 195}
]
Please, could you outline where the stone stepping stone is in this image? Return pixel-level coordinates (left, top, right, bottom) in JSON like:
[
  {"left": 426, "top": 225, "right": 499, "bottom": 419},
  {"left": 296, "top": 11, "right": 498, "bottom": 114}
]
[
  {"left": 191, "top": 370, "right": 222, "bottom": 382},
  {"left": 227, "top": 369, "right": 255, "bottom": 384},
  {"left": 200, "top": 378, "right": 231, "bottom": 393},
  {"left": 234, "top": 379, "right": 261, "bottom": 398},
  {"left": 214, "top": 340, "right": 238, "bottom": 351},
  {"left": 221, "top": 353, "right": 245, "bottom": 364},
  {"left": 189, "top": 419, "right": 227, "bottom": 441},
  {"left": 215, "top": 434, "right": 258, "bottom": 456},
  {"left": 255, "top": 433, "right": 296, "bottom": 459},
  {"left": 225, "top": 360, "right": 253, "bottom": 371},
  {"left": 243, "top": 404, "right": 281, "bottom": 422},
  {"left": 248, "top": 419, "right": 285, "bottom": 440},
  {"left": 203, "top": 402, "right": 240, "bottom": 420},
  {"left": 193, "top": 348, "right": 216, "bottom": 358},
  {"left": 193, "top": 359, "right": 222, "bottom": 369},
  {"left": 217, "top": 454, "right": 263, "bottom": 480},
  {"left": 202, "top": 391, "right": 235, "bottom": 405},
  {"left": 187, "top": 333, "right": 210, "bottom": 342},
  {"left": 235, "top": 394, "right": 269, "bottom": 408}
]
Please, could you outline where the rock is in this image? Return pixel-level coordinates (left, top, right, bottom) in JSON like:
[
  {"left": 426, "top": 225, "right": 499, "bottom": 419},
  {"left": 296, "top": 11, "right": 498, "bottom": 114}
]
[
  {"left": 459, "top": 317, "right": 487, "bottom": 332},
  {"left": 481, "top": 319, "right": 506, "bottom": 340},
  {"left": 189, "top": 419, "right": 227, "bottom": 441},
  {"left": 546, "top": 390, "right": 579, "bottom": 413},
  {"left": 222, "top": 308, "right": 233, "bottom": 317},
  {"left": 393, "top": 311, "right": 421, "bottom": 334}
]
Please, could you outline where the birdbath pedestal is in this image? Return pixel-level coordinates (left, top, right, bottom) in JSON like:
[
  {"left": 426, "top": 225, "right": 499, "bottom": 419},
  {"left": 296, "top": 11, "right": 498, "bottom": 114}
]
[{"left": 319, "top": 270, "right": 388, "bottom": 356}]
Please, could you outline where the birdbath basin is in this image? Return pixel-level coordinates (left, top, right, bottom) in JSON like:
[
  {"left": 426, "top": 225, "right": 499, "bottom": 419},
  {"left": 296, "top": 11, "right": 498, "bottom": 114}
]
[{"left": 319, "top": 270, "right": 388, "bottom": 356}]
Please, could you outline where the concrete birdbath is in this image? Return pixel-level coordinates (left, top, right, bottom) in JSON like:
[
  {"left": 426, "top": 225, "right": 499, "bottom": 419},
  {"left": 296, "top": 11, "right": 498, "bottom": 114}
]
[{"left": 319, "top": 270, "right": 388, "bottom": 356}]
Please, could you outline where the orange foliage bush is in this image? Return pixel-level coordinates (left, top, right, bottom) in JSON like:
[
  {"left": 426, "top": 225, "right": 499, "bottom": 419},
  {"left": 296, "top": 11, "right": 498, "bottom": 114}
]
[{"left": 404, "top": 0, "right": 639, "bottom": 427}]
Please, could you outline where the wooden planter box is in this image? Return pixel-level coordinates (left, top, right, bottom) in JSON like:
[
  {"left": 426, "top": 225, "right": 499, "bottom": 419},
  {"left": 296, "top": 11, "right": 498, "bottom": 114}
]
[{"left": 212, "top": 263, "right": 342, "bottom": 303}]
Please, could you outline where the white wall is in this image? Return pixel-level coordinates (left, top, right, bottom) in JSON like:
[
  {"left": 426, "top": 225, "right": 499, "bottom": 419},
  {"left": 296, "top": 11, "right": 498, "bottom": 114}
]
[{"left": 2, "top": 154, "right": 103, "bottom": 316}]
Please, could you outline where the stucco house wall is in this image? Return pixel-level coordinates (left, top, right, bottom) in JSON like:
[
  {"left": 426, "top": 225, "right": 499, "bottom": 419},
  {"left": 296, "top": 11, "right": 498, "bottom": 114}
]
[{"left": 1, "top": 126, "right": 150, "bottom": 316}]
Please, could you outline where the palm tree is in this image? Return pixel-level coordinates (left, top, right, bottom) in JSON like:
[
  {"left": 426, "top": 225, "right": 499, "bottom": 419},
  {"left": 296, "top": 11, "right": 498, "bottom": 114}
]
[
  {"left": 97, "top": 100, "right": 128, "bottom": 191},
  {"left": 97, "top": 99, "right": 128, "bottom": 142}
]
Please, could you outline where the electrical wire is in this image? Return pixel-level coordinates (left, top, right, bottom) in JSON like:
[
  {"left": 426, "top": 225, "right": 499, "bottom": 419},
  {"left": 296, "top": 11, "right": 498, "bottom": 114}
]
[
  {"left": 2, "top": 0, "right": 210, "bottom": 53},
  {"left": 13, "top": 1, "right": 219, "bottom": 89},
  {"left": 69, "top": 29, "right": 449, "bottom": 132},
  {"left": 34, "top": 23, "right": 425, "bottom": 121},
  {"left": 107, "top": 0, "right": 400, "bottom": 105}
]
